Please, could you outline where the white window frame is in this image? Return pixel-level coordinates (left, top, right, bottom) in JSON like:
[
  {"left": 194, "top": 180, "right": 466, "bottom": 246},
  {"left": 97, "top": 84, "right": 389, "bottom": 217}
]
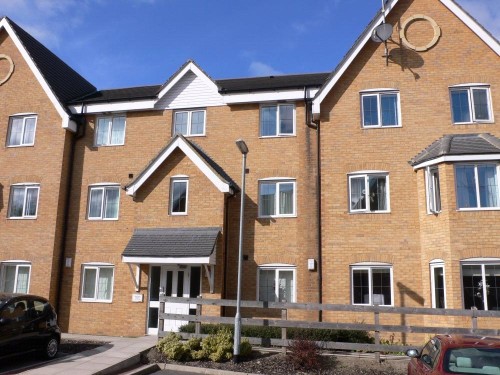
[
  {"left": 426, "top": 166, "right": 441, "bottom": 214},
  {"left": 348, "top": 172, "right": 390, "bottom": 213},
  {"left": 360, "top": 89, "right": 401, "bottom": 128},
  {"left": 257, "top": 264, "right": 296, "bottom": 303},
  {"left": 6, "top": 114, "right": 37, "bottom": 147},
  {"left": 8, "top": 184, "right": 40, "bottom": 219},
  {"left": 258, "top": 178, "right": 297, "bottom": 218},
  {"left": 173, "top": 109, "right": 206, "bottom": 137},
  {"left": 351, "top": 263, "right": 394, "bottom": 306},
  {"left": 81, "top": 263, "right": 114, "bottom": 303},
  {"left": 170, "top": 177, "right": 189, "bottom": 215},
  {"left": 0, "top": 261, "right": 31, "bottom": 293},
  {"left": 259, "top": 103, "right": 296, "bottom": 137},
  {"left": 87, "top": 184, "right": 121, "bottom": 220},
  {"left": 430, "top": 260, "right": 447, "bottom": 309},
  {"left": 461, "top": 259, "right": 500, "bottom": 311},
  {"left": 449, "top": 84, "right": 493, "bottom": 124},
  {"left": 94, "top": 114, "right": 126, "bottom": 146},
  {"left": 454, "top": 163, "right": 500, "bottom": 211}
]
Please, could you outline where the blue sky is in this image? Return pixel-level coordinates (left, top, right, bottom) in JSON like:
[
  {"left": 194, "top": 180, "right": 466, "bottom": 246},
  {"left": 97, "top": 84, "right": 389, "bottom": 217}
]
[{"left": 1, "top": 0, "right": 498, "bottom": 90}]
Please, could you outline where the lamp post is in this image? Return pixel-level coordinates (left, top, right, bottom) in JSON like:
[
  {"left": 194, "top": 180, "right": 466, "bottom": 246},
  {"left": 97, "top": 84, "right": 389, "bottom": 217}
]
[{"left": 233, "top": 139, "right": 248, "bottom": 363}]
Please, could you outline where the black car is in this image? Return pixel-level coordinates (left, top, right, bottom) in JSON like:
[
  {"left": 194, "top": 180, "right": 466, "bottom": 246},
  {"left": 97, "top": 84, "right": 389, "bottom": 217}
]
[{"left": 0, "top": 293, "right": 61, "bottom": 359}]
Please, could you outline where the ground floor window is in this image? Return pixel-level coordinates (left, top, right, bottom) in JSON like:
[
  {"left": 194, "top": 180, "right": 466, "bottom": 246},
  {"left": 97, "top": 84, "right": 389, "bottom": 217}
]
[
  {"left": 430, "top": 261, "right": 446, "bottom": 308},
  {"left": 258, "top": 265, "right": 295, "bottom": 303},
  {"left": 81, "top": 264, "right": 114, "bottom": 302},
  {"left": 351, "top": 264, "right": 393, "bottom": 306},
  {"left": 462, "top": 261, "right": 500, "bottom": 310},
  {"left": 0, "top": 262, "right": 30, "bottom": 293}
]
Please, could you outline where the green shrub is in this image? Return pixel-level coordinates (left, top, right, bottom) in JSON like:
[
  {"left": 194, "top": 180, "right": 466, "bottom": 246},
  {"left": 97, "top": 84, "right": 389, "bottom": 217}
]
[
  {"left": 156, "top": 332, "right": 188, "bottom": 361},
  {"left": 201, "top": 326, "right": 233, "bottom": 362},
  {"left": 239, "top": 339, "right": 252, "bottom": 357},
  {"left": 184, "top": 337, "right": 202, "bottom": 352}
]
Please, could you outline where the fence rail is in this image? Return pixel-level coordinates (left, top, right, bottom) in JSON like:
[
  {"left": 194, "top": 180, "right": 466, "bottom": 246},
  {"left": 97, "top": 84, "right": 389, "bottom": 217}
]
[{"left": 158, "top": 296, "right": 500, "bottom": 357}]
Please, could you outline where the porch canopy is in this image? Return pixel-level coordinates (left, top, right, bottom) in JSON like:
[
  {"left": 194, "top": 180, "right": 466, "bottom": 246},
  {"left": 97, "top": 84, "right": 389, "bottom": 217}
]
[{"left": 122, "top": 227, "right": 220, "bottom": 265}]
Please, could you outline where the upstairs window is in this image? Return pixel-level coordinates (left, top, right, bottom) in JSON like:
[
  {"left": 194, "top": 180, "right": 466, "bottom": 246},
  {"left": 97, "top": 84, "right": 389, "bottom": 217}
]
[
  {"left": 426, "top": 167, "right": 441, "bottom": 214},
  {"left": 349, "top": 173, "right": 389, "bottom": 213},
  {"left": 95, "top": 115, "right": 126, "bottom": 146},
  {"left": 170, "top": 178, "right": 188, "bottom": 215},
  {"left": 0, "top": 262, "right": 31, "bottom": 293},
  {"left": 7, "top": 114, "right": 37, "bottom": 146},
  {"left": 455, "top": 164, "right": 499, "bottom": 210},
  {"left": 258, "top": 179, "right": 296, "bottom": 217},
  {"left": 88, "top": 185, "right": 120, "bottom": 220},
  {"left": 8, "top": 184, "right": 39, "bottom": 219},
  {"left": 361, "top": 91, "right": 400, "bottom": 127},
  {"left": 174, "top": 110, "right": 206, "bottom": 136},
  {"left": 450, "top": 85, "right": 492, "bottom": 124},
  {"left": 260, "top": 104, "right": 295, "bottom": 137}
]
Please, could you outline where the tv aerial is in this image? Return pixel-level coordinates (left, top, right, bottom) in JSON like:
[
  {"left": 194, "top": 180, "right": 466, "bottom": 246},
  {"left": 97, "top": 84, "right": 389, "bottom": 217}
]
[{"left": 371, "top": 0, "right": 393, "bottom": 65}]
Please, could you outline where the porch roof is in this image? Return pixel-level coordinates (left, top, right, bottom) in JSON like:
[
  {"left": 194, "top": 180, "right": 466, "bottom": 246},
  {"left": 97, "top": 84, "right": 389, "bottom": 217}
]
[{"left": 122, "top": 227, "right": 220, "bottom": 265}]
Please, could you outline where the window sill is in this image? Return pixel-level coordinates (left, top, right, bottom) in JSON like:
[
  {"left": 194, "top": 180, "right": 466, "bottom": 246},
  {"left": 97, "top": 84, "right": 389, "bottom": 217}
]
[
  {"left": 348, "top": 211, "right": 391, "bottom": 214},
  {"left": 6, "top": 144, "right": 35, "bottom": 148},
  {"left": 170, "top": 213, "right": 188, "bottom": 216},
  {"left": 80, "top": 299, "right": 113, "bottom": 303},
  {"left": 259, "top": 134, "right": 296, "bottom": 139},
  {"left": 258, "top": 215, "right": 297, "bottom": 219},
  {"left": 452, "top": 121, "right": 494, "bottom": 125},
  {"left": 362, "top": 125, "right": 402, "bottom": 129},
  {"left": 178, "top": 134, "right": 206, "bottom": 138},
  {"left": 87, "top": 218, "right": 119, "bottom": 221},
  {"left": 94, "top": 143, "right": 125, "bottom": 147},
  {"left": 8, "top": 217, "right": 37, "bottom": 220},
  {"left": 456, "top": 207, "right": 500, "bottom": 212}
]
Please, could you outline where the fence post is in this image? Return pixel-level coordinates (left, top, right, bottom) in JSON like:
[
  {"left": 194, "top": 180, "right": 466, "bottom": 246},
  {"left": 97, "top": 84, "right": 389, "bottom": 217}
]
[
  {"left": 282, "top": 309, "right": 287, "bottom": 355},
  {"left": 374, "top": 304, "right": 380, "bottom": 364},
  {"left": 195, "top": 299, "right": 202, "bottom": 336},
  {"left": 471, "top": 307, "right": 478, "bottom": 333},
  {"left": 159, "top": 298, "right": 165, "bottom": 338}
]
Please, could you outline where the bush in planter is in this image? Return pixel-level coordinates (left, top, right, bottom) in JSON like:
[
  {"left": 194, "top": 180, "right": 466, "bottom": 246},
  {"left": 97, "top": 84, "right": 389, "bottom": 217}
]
[
  {"left": 156, "top": 333, "right": 188, "bottom": 361},
  {"left": 287, "top": 339, "right": 321, "bottom": 371}
]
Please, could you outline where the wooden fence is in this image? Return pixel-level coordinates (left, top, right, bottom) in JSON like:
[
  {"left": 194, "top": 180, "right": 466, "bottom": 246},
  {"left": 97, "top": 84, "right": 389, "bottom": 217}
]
[{"left": 158, "top": 296, "right": 500, "bottom": 357}]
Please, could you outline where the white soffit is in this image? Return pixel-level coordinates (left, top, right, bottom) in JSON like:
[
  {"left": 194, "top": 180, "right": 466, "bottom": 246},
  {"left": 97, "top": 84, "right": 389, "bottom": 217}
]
[
  {"left": 0, "top": 19, "right": 72, "bottom": 130},
  {"left": 122, "top": 254, "right": 215, "bottom": 265},
  {"left": 69, "top": 100, "right": 156, "bottom": 114},
  {"left": 412, "top": 154, "right": 500, "bottom": 170},
  {"left": 223, "top": 88, "right": 319, "bottom": 104}
]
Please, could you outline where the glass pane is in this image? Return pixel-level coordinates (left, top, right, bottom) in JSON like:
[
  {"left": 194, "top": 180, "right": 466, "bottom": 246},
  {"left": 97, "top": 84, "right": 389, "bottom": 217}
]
[
  {"left": 381, "top": 94, "right": 398, "bottom": 126},
  {"left": 259, "top": 183, "right": 276, "bottom": 216},
  {"left": 485, "top": 265, "right": 500, "bottom": 311},
  {"left": 279, "top": 105, "right": 293, "bottom": 134},
  {"left": 88, "top": 188, "right": 103, "bottom": 218},
  {"left": 8, "top": 118, "right": 23, "bottom": 146},
  {"left": 96, "top": 118, "right": 110, "bottom": 145},
  {"left": 472, "top": 88, "right": 490, "bottom": 120},
  {"left": 24, "top": 187, "right": 38, "bottom": 217},
  {"left": 352, "top": 269, "right": 369, "bottom": 304},
  {"left": 190, "top": 267, "right": 201, "bottom": 298},
  {"left": 2, "top": 265, "right": 16, "bottom": 293},
  {"left": 362, "top": 95, "right": 379, "bottom": 126},
  {"left": 478, "top": 165, "right": 499, "bottom": 208},
  {"left": 97, "top": 268, "right": 113, "bottom": 300},
  {"left": 176, "top": 271, "right": 184, "bottom": 297},
  {"left": 174, "top": 112, "right": 188, "bottom": 135},
  {"left": 171, "top": 181, "right": 187, "bottom": 213},
  {"left": 259, "top": 270, "right": 275, "bottom": 302},
  {"left": 23, "top": 117, "right": 36, "bottom": 144},
  {"left": 165, "top": 271, "right": 173, "bottom": 297},
  {"left": 368, "top": 176, "right": 387, "bottom": 211},
  {"left": 456, "top": 165, "right": 477, "bottom": 208},
  {"left": 110, "top": 116, "right": 125, "bottom": 144},
  {"left": 451, "top": 90, "right": 471, "bottom": 123},
  {"left": 82, "top": 268, "right": 97, "bottom": 299},
  {"left": 260, "top": 106, "right": 277, "bottom": 136},
  {"left": 350, "top": 177, "right": 366, "bottom": 210},
  {"left": 278, "top": 183, "right": 294, "bottom": 215},
  {"left": 432, "top": 169, "right": 441, "bottom": 212},
  {"left": 149, "top": 266, "right": 161, "bottom": 302},
  {"left": 433, "top": 266, "right": 445, "bottom": 308},
  {"left": 462, "top": 265, "right": 484, "bottom": 310},
  {"left": 190, "top": 111, "right": 205, "bottom": 135},
  {"left": 278, "top": 270, "right": 293, "bottom": 302},
  {"left": 16, "top": 266, "right": 30, "bottom": 293},
  {"left": 9, "top": 187, "right": 25, "bottom": 217},
  {"left": 148, "top": 307, "right": 159, "bottom": 328},
  {"left": 104, "top": 187, "right": 119, "bottom": 218},
  {"left": 372, "top": 268, "right": 391, "bottom": 305}
]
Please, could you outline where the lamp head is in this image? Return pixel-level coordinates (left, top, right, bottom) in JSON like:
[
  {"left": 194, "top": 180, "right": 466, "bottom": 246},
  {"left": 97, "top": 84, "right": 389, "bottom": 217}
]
[{"left": 235, "top": 139, "right": 248, "bottom": 154}]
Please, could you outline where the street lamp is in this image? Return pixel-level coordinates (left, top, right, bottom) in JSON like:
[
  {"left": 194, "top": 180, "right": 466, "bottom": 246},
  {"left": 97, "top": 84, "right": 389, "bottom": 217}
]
[{"left": 233, "top": 139, "right": 248, "bottom": 363}]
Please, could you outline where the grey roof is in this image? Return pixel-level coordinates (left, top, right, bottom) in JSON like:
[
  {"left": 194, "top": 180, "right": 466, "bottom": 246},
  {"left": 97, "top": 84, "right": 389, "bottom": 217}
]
[
  {"left": 71, "top": 85, "right": 161, "bottom": 104},
  {"left": 409, "top": 133, "right": 500, "bottom": 166},
  {"left": 122, "top": 227, "right": 221, "bottom": 258},
  {"left": 4, "top": 17, "right": 96, "bottom": 105}
]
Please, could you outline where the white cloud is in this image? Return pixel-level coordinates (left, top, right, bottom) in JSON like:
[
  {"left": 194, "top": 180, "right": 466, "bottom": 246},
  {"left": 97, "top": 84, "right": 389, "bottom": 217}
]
[
  {"left": 248, "top": 61, "right": 283, "bottom": 76},
  {"left": 458, "top": 0, "right": 500, "bottom": 39}
]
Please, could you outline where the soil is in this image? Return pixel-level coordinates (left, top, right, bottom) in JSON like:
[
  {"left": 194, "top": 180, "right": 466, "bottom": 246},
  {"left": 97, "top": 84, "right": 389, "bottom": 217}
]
[{"left": 147, "top": 348, "right": 409, "bottom": 375}]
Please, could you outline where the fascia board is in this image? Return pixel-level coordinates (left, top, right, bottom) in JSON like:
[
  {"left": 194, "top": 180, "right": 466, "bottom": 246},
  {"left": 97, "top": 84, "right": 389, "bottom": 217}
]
[
  {"left": 412, "top": 154, "right": 500, "bottom": 170},
  {"left": 122, "top": 256, "right": 214, "bottom": 265},
  {"left": 0, "top": 19, "right": 71, "bottom": 130},
  {"left": 126, "top": 137, "right": 230, "bottom": 196},
  {"left": 69, "top": 100, "right": 157, "bottom": 114},
  {"left": 223, "top": 89, "right": 319, "bottom": 104}
]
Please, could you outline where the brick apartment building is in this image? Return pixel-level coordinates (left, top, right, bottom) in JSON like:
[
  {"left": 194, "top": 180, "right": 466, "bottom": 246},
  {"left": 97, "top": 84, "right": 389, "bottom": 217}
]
[{"left": 0, "top": 0, "right": 499, "bottom": 338}]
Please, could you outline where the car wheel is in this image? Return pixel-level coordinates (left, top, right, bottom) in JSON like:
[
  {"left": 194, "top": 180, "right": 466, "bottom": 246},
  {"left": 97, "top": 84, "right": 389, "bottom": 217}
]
[{"left": 43, "top": 337, "right": 59, "bottom": 359}]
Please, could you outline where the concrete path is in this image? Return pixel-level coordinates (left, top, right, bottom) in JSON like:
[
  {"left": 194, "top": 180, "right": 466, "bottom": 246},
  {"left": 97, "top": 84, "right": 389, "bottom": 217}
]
[{"left": 22, "top": 333, "right": 157, "bottom": 375}]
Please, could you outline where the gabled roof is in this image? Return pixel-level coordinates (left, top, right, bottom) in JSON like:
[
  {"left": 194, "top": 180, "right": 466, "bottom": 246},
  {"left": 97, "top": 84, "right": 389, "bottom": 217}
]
[
  {"left": 71, "top": 85, "right": 160, "bottom": 104},
  {"left": 312, "top": 0, "right": 500, "bottom": 114},
  {"left": 125, "top": 134, "right": 237, "bottom": 196},
  {"left": 410, "top": 133, "right": 500, "bottom": 169}
]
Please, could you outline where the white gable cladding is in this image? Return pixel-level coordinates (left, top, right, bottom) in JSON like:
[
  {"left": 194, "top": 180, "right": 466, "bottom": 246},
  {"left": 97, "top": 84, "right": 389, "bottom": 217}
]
[{"left": 155, "top": 71, "right": 224, "bottom": 109}]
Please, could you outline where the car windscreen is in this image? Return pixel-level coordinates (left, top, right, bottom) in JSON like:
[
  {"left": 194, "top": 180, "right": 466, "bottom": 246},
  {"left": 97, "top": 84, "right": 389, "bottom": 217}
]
[{"left": 444, "top": 347, "right": 500, "bottom": 374}]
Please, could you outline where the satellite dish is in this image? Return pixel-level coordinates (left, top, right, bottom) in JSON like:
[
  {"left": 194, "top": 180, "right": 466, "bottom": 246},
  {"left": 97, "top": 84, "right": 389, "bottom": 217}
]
[{"left": 371, "top": 23, "right": 393, "bottom": 43}]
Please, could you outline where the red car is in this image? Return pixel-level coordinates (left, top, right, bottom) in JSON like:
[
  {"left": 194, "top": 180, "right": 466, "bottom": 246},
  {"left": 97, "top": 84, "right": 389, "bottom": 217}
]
[{"left": 407, "top": 335, "right": 500, "bottom": 374}]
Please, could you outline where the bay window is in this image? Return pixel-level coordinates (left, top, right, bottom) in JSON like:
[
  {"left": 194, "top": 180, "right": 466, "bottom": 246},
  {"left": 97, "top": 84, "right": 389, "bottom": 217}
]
[
  {"left": 462, "top": 261, "right": 500, "bottom": 311},
  {"left": 455, "top": 164, "right": 499, "bottom": 209}
]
